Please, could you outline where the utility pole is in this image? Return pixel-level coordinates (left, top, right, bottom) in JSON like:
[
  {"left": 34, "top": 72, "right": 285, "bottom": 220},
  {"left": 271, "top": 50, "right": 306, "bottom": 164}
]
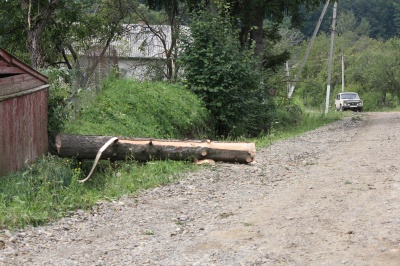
[
  {"left": 341, "top": 53, "right": 345, "bottom": 92},
  {"left": 286, "top": 61, "right": 291, "bottom": 96},
  {"left": 325, "top": 1, "right": 337, "bottom": 114},
  {"left": 288, "top": 0, "right": 330, "bottom": 98}
]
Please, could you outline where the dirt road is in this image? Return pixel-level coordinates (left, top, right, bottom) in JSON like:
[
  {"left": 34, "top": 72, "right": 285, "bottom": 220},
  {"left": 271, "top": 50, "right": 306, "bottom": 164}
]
[{"left": 1, "top": 112, "right": 399, "bottom": 265}]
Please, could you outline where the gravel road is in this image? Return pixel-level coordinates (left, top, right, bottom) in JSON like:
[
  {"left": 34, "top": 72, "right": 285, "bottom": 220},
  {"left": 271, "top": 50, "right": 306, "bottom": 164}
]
[{"left": 1, "top": 112, "right": 399, "bottom": 265}]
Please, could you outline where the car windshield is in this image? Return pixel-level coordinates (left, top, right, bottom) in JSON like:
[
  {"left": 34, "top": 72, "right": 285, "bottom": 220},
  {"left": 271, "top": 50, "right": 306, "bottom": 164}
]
[{"left": 342, "top": 93, "right": 359, "bottom": 99}]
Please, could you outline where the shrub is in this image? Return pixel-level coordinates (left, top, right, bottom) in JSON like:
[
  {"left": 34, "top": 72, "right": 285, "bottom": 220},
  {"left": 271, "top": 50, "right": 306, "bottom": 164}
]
[
  {"left": 42, "top": 68, "right": 77, "bottom": 153},
  {"left": 273, "top": 96, "right": 303, "bottom": 129},
  {"left": 179, "top": 8, "right": 275, "bottom": 138}
]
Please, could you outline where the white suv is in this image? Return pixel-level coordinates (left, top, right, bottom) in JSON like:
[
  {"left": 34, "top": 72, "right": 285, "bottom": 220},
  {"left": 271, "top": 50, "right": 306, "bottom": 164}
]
[{"left": 335, "top": 92, "right": 363, "bottom": 112}]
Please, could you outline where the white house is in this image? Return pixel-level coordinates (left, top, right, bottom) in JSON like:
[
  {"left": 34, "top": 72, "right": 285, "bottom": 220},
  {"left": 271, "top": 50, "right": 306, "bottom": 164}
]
[{"left": 110, "top": 23, "right": 186, "bottom": 80}]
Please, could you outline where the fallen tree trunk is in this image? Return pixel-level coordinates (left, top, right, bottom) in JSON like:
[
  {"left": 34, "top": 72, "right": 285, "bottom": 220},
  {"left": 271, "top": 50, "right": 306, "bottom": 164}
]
[{"left": 55, "top": 134, "right": 256, "bottom": 164}]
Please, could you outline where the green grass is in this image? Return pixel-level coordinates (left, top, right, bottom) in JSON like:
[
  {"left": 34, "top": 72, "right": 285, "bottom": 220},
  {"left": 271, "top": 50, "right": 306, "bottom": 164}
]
[
  {"left": 0, "top": 155, "right": 194, "bottom": 229},
  {"left": 64, "top": 78, "right": 209, "bottom": 139},
  {"left": 254, "top": 111, "right": 343, "bottom": 147}
]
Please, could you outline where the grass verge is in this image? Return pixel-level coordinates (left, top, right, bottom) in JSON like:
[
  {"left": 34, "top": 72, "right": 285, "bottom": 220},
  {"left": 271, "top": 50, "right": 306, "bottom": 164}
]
[
  {"left": 254, "top": 111, "right": 344, "bottom": 147},
  {"left": 0, "top": 156, "right": 194, "bottom": 229}
]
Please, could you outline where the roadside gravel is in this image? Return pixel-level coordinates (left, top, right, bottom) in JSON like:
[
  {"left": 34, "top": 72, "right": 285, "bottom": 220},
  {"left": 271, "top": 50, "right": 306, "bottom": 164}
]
[{"left": 1, "top": 112, "right": 399, "bottom": 265}]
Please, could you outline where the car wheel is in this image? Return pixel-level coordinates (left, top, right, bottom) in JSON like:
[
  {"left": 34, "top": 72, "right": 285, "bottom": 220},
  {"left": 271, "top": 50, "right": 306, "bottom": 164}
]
[
  {"left": 359, "top": 107, "right": 363, "bottom": 112},
  {"left": 340, "top": 105, "right": 343, "bottom": 111}
]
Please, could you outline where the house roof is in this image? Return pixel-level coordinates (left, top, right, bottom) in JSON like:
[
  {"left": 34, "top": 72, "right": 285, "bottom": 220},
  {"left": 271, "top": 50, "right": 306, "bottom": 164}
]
[
  {"left": 0, "top": 48, "right": 48, "bottom": 83},
  {"left": 0, "top": 47, "right": 49, "bottom": 100}
]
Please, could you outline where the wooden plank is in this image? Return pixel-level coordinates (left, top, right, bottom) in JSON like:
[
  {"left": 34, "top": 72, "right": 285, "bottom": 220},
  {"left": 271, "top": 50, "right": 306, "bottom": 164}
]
[
  {"left": 0, "top": 85, "right": 49, "bottom": 101},
  {"left": 0, "top": 90, "right": 48, "bottom": 176},
  {"left": 0, "top": 74, "right": 32, "bottom": 86},
  {"left": 0, "top": 49, "right": 48, "bottom": 83},
  {"left": 0, "top": 66, "right": 26, "bottom": 74},
  {"left": 0, "top": 60, "right": 9, "bottom": 67},
  {"left": 0, "top": 74, "right": 45, "bottom": 97}
]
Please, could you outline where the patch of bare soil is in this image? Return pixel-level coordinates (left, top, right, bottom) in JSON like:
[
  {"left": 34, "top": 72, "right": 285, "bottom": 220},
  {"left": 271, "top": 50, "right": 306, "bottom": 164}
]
[{"left": 1, "top": 112, "right": 399, "bottom": 266}]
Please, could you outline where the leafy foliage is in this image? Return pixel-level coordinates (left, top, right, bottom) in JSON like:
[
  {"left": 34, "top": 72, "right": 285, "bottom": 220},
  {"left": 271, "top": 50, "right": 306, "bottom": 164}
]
[
  {"left": 42, "top": 68, "right": 78, "bottom": 154},
  {"left": 180, "top": 8, "right": 275, "bottom": 137},
  {"left": 301, "top": 0, "right": 399, "bottom": 40},
  {"left": 274, "top": 96, "right": 303, "bottom": 129},
  {"left": 345, "top": 38, "right": 400, "bottom": 108},
  {"left": 0, "top": 0, "right": 133, "bottom": 68},
  {"left": 291, "top": 27, "right": 400, "bottom": 111}
]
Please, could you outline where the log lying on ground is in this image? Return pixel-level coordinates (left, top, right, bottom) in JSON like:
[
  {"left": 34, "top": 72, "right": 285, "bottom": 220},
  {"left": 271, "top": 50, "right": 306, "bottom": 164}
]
[{"left": 55, "top": 134, "right": 256, "bottom": 164}]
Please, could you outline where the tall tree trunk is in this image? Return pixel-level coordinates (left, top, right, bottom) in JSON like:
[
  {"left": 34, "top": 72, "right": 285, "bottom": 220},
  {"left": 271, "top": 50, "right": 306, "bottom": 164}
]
[
  {"left": 21, "top": 0, "right": 60, "bottom": 68},
  {"left": 237, "top": 0, "right": 265, "bottom": 69},
  {"left": 250, "top": 7, "right": 265, "bottom": 59},
  {"left": 26, "top": 29, "right": 48, "bottom": 68}
]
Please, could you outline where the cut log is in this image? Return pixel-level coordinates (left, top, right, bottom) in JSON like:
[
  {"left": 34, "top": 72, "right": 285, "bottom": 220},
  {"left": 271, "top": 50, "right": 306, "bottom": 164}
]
[{"left": 55, "top": 134, "right": 256, "bottom": 164}]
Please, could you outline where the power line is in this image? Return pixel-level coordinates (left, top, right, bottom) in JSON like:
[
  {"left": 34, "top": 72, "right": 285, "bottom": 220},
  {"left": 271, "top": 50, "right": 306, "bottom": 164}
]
[{"left": 288, "top": 0, "right": 331, "bottom": 98}]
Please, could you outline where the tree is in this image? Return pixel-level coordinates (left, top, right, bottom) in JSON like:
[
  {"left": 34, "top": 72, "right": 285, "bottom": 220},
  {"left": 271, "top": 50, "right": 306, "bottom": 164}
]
[
  {"left": 0, "top": 0, "right": 132, "bottom": 69},
  {"left": 146, "top": 0, "right": 321, "bottom": 70},
  {"left": 226, "top": 0, "right": 321, "bottom": 69},
  {"left": 335, "top": 10, "right": 370, "bottom": 45},
  {"left": 23, "top": 0, "right": 62, "bottom": 68},
  {"left": 134, "top": 1, "right": 189, "bottom": 80},
  {"left": 180, "top": 8, "right": 275, "bottom": 137},
  {"left": 346, "top": 38, "right": 400, "bottom": 107},
  {"left": 303, "top": 0, "right": 399, "bottom": 40},
  {"left": 393, "top": 2, "right": 400, "bottom": 36}
]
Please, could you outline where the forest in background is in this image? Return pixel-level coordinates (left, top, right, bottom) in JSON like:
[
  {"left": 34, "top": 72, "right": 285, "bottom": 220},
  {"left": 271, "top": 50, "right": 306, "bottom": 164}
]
[
  {"left": 292, "top": 0, "right": 400, "bottom": 110},
  {"left": 301, "top": 0, "right": 400, "bottom": 40}
]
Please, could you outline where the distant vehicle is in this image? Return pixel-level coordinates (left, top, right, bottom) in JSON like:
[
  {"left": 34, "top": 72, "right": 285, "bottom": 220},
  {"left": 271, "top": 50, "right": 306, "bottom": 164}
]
[{"left": 335, "top": 92, "right": 363, "bottom": 112}]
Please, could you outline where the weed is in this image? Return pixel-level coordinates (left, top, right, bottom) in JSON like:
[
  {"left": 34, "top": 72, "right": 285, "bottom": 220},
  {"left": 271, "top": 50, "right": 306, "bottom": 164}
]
[
  {"left": 219, "top": 212, "right": 234, "bottom": 219},
  {"left": 144, "top": 229, "right": 154, "bottom": 235}
]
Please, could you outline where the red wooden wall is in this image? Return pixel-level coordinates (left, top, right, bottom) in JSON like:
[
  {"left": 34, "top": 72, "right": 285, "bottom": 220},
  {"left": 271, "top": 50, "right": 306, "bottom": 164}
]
[
  {"left": 0, "top": 48, "right": 49, "bottom": 176},
  {"left": 0, "top": 89, "right": 48, "bottom": 176}
]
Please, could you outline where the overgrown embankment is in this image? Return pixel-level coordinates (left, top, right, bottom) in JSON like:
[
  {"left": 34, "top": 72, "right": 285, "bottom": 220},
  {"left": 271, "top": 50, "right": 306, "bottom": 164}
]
[{"left": 0, "top": 78, "right": 342, "bottom": 230}]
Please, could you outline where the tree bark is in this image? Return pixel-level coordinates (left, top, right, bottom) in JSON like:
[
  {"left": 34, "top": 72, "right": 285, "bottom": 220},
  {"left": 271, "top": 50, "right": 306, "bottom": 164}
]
[
  {"left": 250, "top": 7, "right": 265, "bottom": 61},
  {"left": 55, "top": 134, "right": 256, "bottom": 164},
  {"left": 22, "top": 0, "right": 60, "bottom": 68}
]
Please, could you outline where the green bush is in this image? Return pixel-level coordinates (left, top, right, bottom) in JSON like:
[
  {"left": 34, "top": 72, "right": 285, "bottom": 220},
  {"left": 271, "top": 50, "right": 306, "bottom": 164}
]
[
  {"left": 297, "top": 83, "right": 326, "bottom": 108},
  {"left": 274, "top": 96, "right": 303, "bottom": 129},
  {"left": 43, "top": 68, "right": 77, "bottom": 152},
  {"left": 360, "top": 91, "right": 386, "bottom": 111},
  {"left": 180, "top": 8, "right": 275, "bottom": 138}
]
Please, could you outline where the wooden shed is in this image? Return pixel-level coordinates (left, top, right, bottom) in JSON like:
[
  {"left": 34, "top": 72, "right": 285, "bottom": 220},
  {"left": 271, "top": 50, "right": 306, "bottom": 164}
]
[{"left": 0, "top": 48, "right": 50, "bottom": 176}]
